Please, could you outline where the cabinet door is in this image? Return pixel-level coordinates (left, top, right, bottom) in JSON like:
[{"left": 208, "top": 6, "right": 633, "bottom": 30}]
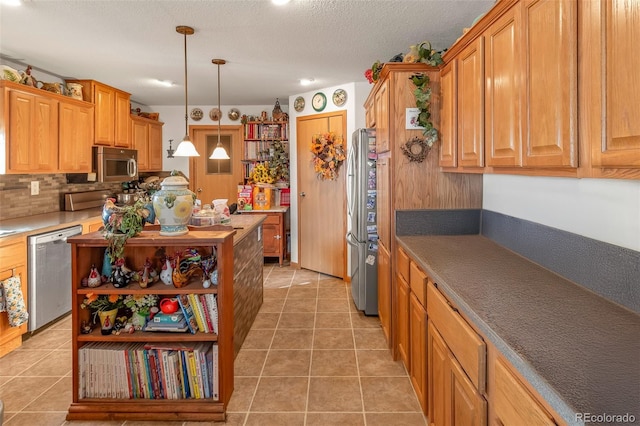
[
  {"left": 8, "top": 90, "right": 58, "bottom": 172},
  {"left": 458, "top": 37, "right": 485, "bottom": 168},
  {"left": 485, "top": 4, "right": 522, "bottom": 167},
  {"left": 522, "top": 0, "right": 577, "bottom": 168},
  {"left": 365, "top": 96, "right": 375, "bottom": 128},
  {"left": 450, "top": 354, "right": 487, "bottom": 426},
  {"left": 148, "top": 122, "right": 164, "bottom": 171},
  {"left": 94, "top": 83, "right": 115, "bottom": 145},
  {"left": 397, "top": 274, "right": 411, "bottom": 369},
  {"left": 428, "top": 321, "right": 449, "bottom": 426},
  {"left": 114, "top": 91, "right": 131, "bottom": 148},
  {"left": 439, "top": 60, "right": 458, "bottom": 168},
  {"left": 131, "top": 119, "right": 149, "bottom": 170},
  {"left": 588, "top": 0, "right": 640, "bottom": 168},
  {"left": 375, "top": 79, "right": 390, "bottom": 153},
  {"left": 262, "top": 224, "right": 280, "bottom": 257},
  {"left": 59, "top": 101, "right": 93, "bottom": 172},
  {"left": 494, "top": 357, "right": 555, "bottom": 425},
  {"left": 378, "top": 242, "right": 392, "bottom": 346},
  {"left": 0, "top": 238, "right": 27, "bottom": 357},
  {"left": 376, "top": 155, "right": 391, "bottom": 250},
  {"left": 410, "top": 292, "right": 427, "bottom": 414}
]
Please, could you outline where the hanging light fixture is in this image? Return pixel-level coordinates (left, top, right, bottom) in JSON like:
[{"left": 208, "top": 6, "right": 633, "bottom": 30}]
[
  {"left": 209, "top": 59, "right": 231, "bottom": 160},
  {"left": 166, "top": 139, "right": 175, "bottom": 158},
  {"left": 173, "top": 25, "right": 200, "bottom": 157}
]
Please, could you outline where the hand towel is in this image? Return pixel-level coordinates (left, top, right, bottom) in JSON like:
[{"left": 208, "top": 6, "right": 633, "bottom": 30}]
[{"left": 0, "top": 275, "right": 28, "bottom": 327}]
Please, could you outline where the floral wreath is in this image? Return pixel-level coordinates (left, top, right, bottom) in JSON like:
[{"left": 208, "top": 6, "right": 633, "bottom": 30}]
[{"left": 310, "top": 132, "right": 346, "bottom": 181}]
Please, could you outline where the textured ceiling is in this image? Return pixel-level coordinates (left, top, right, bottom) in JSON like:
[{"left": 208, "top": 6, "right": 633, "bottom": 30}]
[{"left": 0, "top": 0, "right": 494, "bottom": 106}]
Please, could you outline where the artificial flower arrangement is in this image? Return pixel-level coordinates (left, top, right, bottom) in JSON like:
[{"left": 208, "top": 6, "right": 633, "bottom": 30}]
[
  {"left": 250, "top": 162, "right": 275, "bottom": 184},
  {"left": 123, "top": 294, "right": 159, "bottom": 317},
  {"left": 310, "top": 132, "right": 346, "bottom": 181},
  {"left": 81, "top": 293, "right": 123, "bottom": 313}
]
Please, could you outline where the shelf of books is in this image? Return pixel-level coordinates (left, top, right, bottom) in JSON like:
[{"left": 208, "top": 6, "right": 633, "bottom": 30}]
[
  {"left": 242, "top": 120, "right": 288, "bottom": 162},
  {"left": 66, "top": 229, "right": 235, "bottom": 422}
]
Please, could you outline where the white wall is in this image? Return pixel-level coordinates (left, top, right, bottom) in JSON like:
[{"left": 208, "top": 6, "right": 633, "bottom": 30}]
[
  {"left": 483, "top": 174, "right": 640, "bottom": 251},
  {"left": 149, "top": 104, "right": 280, "bottom": 177},
  {"left": 287, "top": 81, "right": 372, "bottom": 265}
]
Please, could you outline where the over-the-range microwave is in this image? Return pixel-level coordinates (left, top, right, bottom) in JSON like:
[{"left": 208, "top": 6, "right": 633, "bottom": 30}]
[{"left": 93, "top": 146, "right": 138, "bottom": 182}]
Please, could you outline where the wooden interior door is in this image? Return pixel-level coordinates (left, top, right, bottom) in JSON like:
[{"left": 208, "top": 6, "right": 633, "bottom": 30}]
[
  {"left": 190, "top": 125, "right": 243, "bottom": 205},
  {"left": 297, "top": 111, "right": 347, "bottom": 278}
]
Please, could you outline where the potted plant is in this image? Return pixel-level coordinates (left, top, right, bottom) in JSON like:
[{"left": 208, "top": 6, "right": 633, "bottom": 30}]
[
  {"left": 269, "top": 139, "right": 290, "bottom": 186},
  {"left": 124, "top": 294, "right": 159, "bottom": 329},
  {"left": 102, "top": 198, "right": 154, "bottom": 262},
  {"left": 80, "top": 293, "right": 124, "bottom": 335}
]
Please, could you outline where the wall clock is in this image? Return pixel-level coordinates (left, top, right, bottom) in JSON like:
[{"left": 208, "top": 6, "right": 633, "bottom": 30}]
[
  {"left": 332, "top": 88, "right": 347, "bottom": 107},
  {"left": 312, "top": 92, "right": 326, "bottom": 112},
  {"left": 294, "top": 96, "right": 305, "bottom": 112}
]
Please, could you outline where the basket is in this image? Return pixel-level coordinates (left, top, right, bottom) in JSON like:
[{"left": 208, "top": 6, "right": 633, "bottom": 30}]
[{"left": 279, "top": 188, "right": 290, "bottom": 206}]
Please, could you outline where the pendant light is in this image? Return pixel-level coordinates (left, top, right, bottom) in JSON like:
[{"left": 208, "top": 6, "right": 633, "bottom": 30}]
[
  {"left": 209, "top": 59, "right": 231, "bottom": 160},
  {"left": 173, "top": 25, "right": 200, "bottom": 157}
]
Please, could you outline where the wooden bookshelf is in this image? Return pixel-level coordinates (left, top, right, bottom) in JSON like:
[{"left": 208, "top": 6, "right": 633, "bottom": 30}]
[
  {"left": 66, "top": 229, "right": 235, "bottom": 422},
  {"left": 242, "top": 120, "right": 289, "bottom": 184}
]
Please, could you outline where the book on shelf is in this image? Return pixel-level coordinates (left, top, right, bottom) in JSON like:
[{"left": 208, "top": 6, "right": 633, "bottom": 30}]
[
  {"left": 188, "top": 293, "right": 208, "bottom": 333},
  {"left": 144, "top": 315, "right": 189, "bottom": 333},
  {"left": 205, "top": 293, "right": 219, "bottom": 334},
  {"left": 151, "top": 312, "right": 185, "bottom": 324},
  {"left": 176, "top": 294, "right": 198, "bottom": 334}
]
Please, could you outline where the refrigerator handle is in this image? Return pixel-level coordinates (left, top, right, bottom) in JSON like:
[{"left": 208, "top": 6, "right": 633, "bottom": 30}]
[{"left": 346, "top": 232, "right": 359, "bottom": 247}]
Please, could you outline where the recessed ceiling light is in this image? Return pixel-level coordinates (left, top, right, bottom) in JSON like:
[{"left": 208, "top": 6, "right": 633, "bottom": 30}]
[
  {"left": 2, "top": 0, "right": 22, "bottom": 6},
  {"left": 300, "top": 78, "right": 314, "bottom": 86},
  {"left": 155, "top": 79, "right": 174, "bottom": 87},
  {"left": 272, "top": 0, "right": 291, "bottom": 5}
]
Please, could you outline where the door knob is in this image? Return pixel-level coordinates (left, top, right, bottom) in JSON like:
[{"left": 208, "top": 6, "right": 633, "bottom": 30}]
[
  {"left": 197, "top": 188, "right": 203, "bottom": 193},
  {"left": 300, "top": 192, "right": 306, "bottom": 197}
]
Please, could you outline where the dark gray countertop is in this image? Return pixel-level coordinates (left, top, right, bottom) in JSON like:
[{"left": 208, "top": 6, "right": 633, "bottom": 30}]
[{"left": 397, "top": 235, "right": 640, "bottom": 426}]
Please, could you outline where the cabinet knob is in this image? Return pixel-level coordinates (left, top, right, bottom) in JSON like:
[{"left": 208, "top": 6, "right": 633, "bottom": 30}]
[{"left": 300, "top": 192, "right": 306, "bottom": 197}]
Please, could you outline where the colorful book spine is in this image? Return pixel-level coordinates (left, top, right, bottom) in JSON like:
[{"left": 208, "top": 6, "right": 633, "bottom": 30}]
[
  {"left": 176, "top": 294, "right": 198, "bottom": 334},
  {"left": 199, "top": 294, "right": 214, "bottom": 334},
  {"left": 188, "top": 293, "right": 207, "bottom": 333}
]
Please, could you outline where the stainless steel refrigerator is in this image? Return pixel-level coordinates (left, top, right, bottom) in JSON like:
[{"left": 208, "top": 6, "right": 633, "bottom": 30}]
[{"left": 346, "top": 128, "right": 378, "bottom": 315}]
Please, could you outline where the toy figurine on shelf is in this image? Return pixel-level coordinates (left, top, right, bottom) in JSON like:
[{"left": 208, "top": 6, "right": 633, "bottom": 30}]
[
  {"left": 200, "top": 254, "right": 217, "bottom": 288},
  {"left": 160, "top": 257, "right": 173, "bottom": 286},
  {"left": 171, "top": 250, "right": 200, "bottom": 288},
  {"left": 87, "top": 264, "right": 102, "bottom": 288},
  {"left": 137, "top": 257, "right": 158, "bottom": 288},
  {"left": 111, "top": 258, "right": 133, "bottom": 288}
]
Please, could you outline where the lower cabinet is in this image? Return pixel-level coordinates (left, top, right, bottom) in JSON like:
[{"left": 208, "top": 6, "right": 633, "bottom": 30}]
[
  {"left": 0, "top": 236, "right": 28, "bottom": 357},
  {"left": 397, "top": 272, "right": 410, "bottom": 368},
  {"left": 241, "top": 210, "right": 287, "bottom": 266},
  {"left": 428, "top": 321, "right": 487, "bottom": 426},
  {"left": 378, "top": 242, "right": 392, "bottom": 346},
  {"left": 493, "top": 356, "right": 556, "bottom": 425},
  {"left": 409, "top": 292, "right": 427, "bottom": 413}
]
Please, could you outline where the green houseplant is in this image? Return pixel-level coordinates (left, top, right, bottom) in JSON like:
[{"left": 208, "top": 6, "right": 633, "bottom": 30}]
[{"left": 102, "top": 198, "right": 154, "bottom": 261}]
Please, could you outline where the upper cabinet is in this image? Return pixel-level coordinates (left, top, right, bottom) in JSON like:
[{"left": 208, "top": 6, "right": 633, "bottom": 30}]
[
  {"left": 6, "top": 88, "right": 59, "bottom": 173},
  {"left": 443, "top": 0, "right": 638, "bottom": 178},
  {"left": 582, "top": 0, "right": 640, "bottom": 174},
  {"left": 131, "top": 115, "right": 164, "bottom": 172},
  {"left": 59, "top": 99, "right": 94, "bottom": 173},
  {"left": 66, "top": 79, "right": 131, "bottom": 148},
  {"left": 374, "top": 79, "right": 390, "bottom": 153}
]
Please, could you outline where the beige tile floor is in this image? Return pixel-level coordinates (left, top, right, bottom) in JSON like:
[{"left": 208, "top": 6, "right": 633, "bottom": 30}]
[{"left": 0, "top": 263, "right": 426, "bottom": 426}]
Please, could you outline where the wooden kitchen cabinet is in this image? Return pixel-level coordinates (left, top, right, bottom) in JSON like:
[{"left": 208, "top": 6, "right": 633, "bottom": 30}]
[
  {"left": 428, "top": 321, "right": 487, "bottom": 426},
  {"left": 241, "top": 209, "right": 287, "bottom": 266},
  {"left": 131, "top": 115, "right": 164, "bottom": 171},
  {"left": 582, "top": 0, "right": 640, "bottom": 172},
  {"left": 364, "top": 96, "right": 375, "bottom": 128},
  {"left": 410, "top": 291, "right": 428, "bottom": 413},
  {"left": 59, "top": 99, "right": 94, "bottom": 172},
  {"left": 397, "top": 270, "right": 410, "bottom": 369},
  {"left": 439, "top": 60, "right": 457, "bottom": 168},
  {"left": 0, "top": 236, "right": 28, "bottom": 358},
  {"left": 457, "top": 37, "right": 485, "bottom": 169},
  {"left": 493, "top": 356, "right": 556, "bottom": 425},
  {"left": 4, "top": 85, "right": 58, "bottom": 173},
  {"left": 484, "top": 3, "right": 522, "bottom": 168},
  {"left": 374, "top": 79, "right": 389, "bottom": 153},
  {"left": 378, "top": 242, "right": 392, "bottom": 346},
  {"left": 521, "top": 0, "right": 577, "bottom": 168},
  {"left": 66, "top": 79, "right": 131, "bottom": 147}
]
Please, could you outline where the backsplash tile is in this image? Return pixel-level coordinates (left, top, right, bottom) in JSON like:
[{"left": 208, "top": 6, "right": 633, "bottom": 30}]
[{"left": 0, "top": 174, "right": 120, "bottom": 220}]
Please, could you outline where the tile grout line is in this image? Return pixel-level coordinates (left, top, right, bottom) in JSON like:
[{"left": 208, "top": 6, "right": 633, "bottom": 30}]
[{"left": 303, "top": 269, "right": 320, "bottom": 426}]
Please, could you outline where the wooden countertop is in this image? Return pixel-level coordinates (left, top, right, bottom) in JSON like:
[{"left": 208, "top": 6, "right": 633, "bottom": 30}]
[{"left": 397, "top": 235, "right": 640, "bottom": 425}]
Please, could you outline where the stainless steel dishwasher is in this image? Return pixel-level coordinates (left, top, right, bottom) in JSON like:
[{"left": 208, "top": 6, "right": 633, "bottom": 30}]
[{"left": 27, "top": 225, "right": 83, "bottom": 332}]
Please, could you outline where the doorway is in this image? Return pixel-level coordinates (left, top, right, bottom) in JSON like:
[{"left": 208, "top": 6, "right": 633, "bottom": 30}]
[
  {"left": 297, "top": 111, "right": 347, "bottom": 278},
  {"left": 190, "top": 125, "right": 243, "bottom": 205}
]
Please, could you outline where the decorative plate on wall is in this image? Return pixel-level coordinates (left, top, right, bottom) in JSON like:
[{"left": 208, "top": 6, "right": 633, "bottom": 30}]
[
  {"left": 228, "top": 108, "right": 241, "bottom": 121},
  {"left": 209, "top": 108, "right": 221, "bottom": 121},
  {"left": 190, "top": 108, "right": 203, "bottom": 121},
  {"left": 332, "top": 89, "right": 347, "bottom": 107},
  {"left": 312, "top": 92, "right": 326, "bottom": 112},
  {"left": 294, "top": 96, "right": 305, "bottom": 112}
]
